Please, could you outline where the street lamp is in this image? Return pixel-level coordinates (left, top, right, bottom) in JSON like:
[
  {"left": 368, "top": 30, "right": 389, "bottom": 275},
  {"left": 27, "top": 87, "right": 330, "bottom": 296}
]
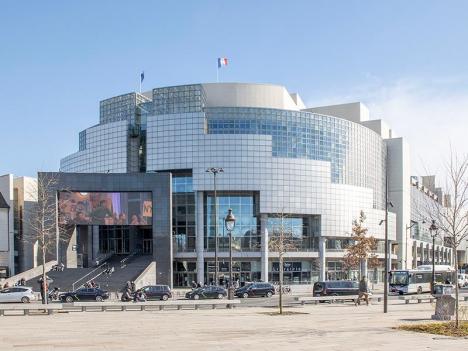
[
  {"left": 379, "top": 173, "right": 394, "bottom": 314},
  {"left": 429, "top": 220, "right": 439, "bottom": 293},
  {"left": 206, "top": 167, "right": 224, "bottom": 285},
  {"left": 224, "top": 208, "right": 236, "bottom": 300}
]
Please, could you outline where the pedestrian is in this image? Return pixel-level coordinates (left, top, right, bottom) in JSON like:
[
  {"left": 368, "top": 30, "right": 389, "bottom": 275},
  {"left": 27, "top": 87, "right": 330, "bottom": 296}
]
[
  {"left": 20, "top": 278, "right": 26, "bottom": 286},
  {"left": 131, "top": 281, "right": 136, "bottom": 293},
  {"left": 355, "top": 277, "right": 369, "bottom": 306},
  {"left": 191, "top": 281, "right": 197, "bottom": 289}
]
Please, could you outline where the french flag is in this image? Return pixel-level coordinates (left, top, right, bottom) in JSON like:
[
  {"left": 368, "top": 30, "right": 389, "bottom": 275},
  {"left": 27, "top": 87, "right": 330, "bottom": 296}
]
[{"left": 218, "top": 57, "right": 228, "bottom": 68}]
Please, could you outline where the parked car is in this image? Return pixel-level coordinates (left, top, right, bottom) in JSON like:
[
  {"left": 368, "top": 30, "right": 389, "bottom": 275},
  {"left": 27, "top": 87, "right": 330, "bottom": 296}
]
[
  {"left": 0, "top": 287, "right": 37, "bottom": 303},
  {"left": 313, "top": 281, "right": 359, "bottom": 297},
  {"left": 235, "top": 282, "right": 275, "bottom": 298},
  {"left": 185, "top": 286, "right": 227, "bottom": 300},
  {"left": 60, "top": 287, "right": 110, "bottom": 302},
  {"left": 138, "top": 285, "right": 172, "bottom": 301}
]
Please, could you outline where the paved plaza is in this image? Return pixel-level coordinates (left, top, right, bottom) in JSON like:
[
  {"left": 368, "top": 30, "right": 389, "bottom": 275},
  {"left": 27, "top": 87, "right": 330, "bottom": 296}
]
[{"left": 0, "top": 301, "right": 467, "bottom": 350}]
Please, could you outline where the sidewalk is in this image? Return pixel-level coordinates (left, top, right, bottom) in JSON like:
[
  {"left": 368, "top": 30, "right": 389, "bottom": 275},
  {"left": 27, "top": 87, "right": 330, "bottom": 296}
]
[{"left": 0, "top": 300, "right": 466, "bottom": 350}]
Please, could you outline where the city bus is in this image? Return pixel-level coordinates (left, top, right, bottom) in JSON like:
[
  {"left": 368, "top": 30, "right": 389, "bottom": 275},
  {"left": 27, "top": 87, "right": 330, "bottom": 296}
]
[{"left": 389, "top": 265, "right": 455, "bottom": 295}]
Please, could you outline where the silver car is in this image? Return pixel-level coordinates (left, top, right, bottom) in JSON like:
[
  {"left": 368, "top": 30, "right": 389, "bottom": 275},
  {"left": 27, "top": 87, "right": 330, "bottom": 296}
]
[{"left": 0, "top": 287, "right": 37, "bottom": 303}]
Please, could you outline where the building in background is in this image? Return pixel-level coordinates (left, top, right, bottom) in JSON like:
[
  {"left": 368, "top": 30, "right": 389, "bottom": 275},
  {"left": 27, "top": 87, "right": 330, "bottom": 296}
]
[
  {"left": 0, "top": 174, "right": 37, "bottom": 278},
  {"left": 57, "top": 82, "right": 456, "bottom": 287}
]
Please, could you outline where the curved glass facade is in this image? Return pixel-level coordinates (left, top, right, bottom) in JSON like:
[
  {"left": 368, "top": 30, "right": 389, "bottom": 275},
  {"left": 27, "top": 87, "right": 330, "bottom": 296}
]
[{"left": 206, "top": 107, "right": 386, "bottom": 209}]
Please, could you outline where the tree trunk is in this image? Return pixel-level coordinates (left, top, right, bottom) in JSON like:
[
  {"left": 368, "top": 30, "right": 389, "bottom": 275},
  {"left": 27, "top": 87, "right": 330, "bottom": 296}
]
[
  {"left": 279, "top": 254, "right": 283, "bottom": 315},
  {"left": 41, "top": 245, "right": 47, "bottom": 305},
  {"left": 360, "top": 259, "right": 368, "bottom": 281},
  {"left": 454, "top": 243, "right": 459, "bottom": 328}
]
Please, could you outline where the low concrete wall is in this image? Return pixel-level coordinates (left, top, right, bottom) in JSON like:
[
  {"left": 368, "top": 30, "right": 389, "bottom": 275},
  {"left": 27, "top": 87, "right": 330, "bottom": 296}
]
[
  {"left": 0, "top": 260, "right": 57, "bottom": 287},
  {"left": 134, "top": 262, "right": 156, "bottom": 289}
]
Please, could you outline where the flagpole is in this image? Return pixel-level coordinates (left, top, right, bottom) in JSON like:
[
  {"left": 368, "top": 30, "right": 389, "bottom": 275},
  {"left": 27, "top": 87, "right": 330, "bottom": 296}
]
[
  {"left": 139, "top": 76, "right": 142, "bottom": 93},
  {"left": 217, "top": 67, "right": 219, "bottom": 83}
]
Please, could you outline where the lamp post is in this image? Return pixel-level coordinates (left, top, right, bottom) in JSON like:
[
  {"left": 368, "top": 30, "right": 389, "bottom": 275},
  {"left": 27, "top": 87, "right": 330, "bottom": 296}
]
[
  {"left": 224, "top": 208, "right": 236, "bottom": 300},
  {"left": 206, "top": 167, "right": 223, "bottom": 285},
  {"left": 429, "top": 220, "right": 439, "bottom": 293},
  {"left": 379, "top": 174, "right": 394, "bottom": 313}
]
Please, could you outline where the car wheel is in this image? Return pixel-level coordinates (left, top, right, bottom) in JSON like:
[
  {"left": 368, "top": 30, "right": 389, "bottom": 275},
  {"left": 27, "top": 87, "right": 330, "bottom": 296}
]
[
  {"left": 193, "top": 294, "right": 200, "bottom": 300},
  {"left": 65, "top": 296, "right": 74, "bottom": 303},
  {"left": 242, "top": 292, "right": 249, "bottom": 299},
  {"left": 162, "top": 294, "right": 169, "bottom": 301},
  {"left": 266, "top": 291, "right": 272, "bottom": 298},
  {"left": 95, "top": 295, "right": 103, "bottom": 302},
  {"left": 417, "top": 286, "right": 422, "bottom": 295},
  {"left": 217, "top": 293, "right": 224, "bottom": 299},
  {"left": 21, "top": 296, "right": 30, "bottom": 303}
]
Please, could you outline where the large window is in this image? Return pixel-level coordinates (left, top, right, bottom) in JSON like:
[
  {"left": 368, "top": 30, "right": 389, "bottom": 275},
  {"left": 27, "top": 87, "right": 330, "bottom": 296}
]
[
  {"left": 172, "top": 174, "right": 195, "bottom": 252},
  {"left": 59, "top": 192, "right": 152, "bottom": 226},
  {"left": 267, "top": 216, "right": 319, "bottom": 251},
  {"left": 205, "top": 194, "right": 259, "bottom": 252}
]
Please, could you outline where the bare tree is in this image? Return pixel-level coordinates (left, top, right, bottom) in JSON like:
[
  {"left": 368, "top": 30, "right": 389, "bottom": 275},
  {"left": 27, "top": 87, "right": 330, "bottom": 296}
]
[
  {"left": 421, "top": 151, "right": 468, "bottom": 328},
  {"left": 343, "top": 211, "right": 379, "bottom": 280},
  {"left": 24, "top": 173, "right": 68, "bottom": 304},
  {"left": 268, "top": 212, "right": 298, "bottom": 315}
]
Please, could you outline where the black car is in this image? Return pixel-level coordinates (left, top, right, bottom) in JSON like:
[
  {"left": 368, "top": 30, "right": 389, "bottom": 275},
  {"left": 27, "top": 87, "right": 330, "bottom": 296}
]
[
  {"left": 313, "top": 281, "right": 359, "bottom": 297},
  {"left": 185, "top": 286, "right": 227, "bottom": 300},
  {"left": 235, "top": 282, "right": 275, "bottom": 298},
  {"left": 138, "top": 285, "right": 172, "bottom": 301},
  {"left": 60, "top": 287, "right": 110, "bottom": 302}
]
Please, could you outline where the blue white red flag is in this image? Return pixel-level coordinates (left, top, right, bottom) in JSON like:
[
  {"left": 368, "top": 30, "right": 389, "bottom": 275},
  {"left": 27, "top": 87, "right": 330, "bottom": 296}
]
[{"left": 217, "top": 57, "right": 228, "bottom": 68}]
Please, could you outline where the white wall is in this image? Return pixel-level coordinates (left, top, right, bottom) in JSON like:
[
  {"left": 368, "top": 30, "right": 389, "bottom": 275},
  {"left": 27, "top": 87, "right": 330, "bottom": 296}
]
[
  {"left": 386, "top": 137, "right": 412, "bottom": 269},
  {"left": 305, "top": 102, "right": 370, "bottom": 123},
  {"left": 0, "top": 174, "right": 14, "bottom": 274},
  {"left": 202, "top": 83, "right": 301, "bottom": 111}
]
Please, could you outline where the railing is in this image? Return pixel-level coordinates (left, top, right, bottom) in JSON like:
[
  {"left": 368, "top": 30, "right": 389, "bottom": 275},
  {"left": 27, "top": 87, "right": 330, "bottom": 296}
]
[
  {"left": 94, "top": 252, "right": 114, "bottom": 267},
  {"left": 72, "top": 262, "right": 110, "bottom": 291},
  {"left": 0, "top": 260, "right": 57, "bottom": 286},
  {"left": 120, "top": 250, "right": 140, "bottom": 268}
]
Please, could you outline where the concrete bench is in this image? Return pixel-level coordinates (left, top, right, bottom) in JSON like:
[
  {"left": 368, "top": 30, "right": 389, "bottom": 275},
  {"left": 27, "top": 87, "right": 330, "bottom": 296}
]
[
  {"left": 63, "top": 299, "right": 240, "bottom": 312},
  {"left": 398, "top": 295, "right": 435, "bottom": 304},
  {"left": 0, "top": 303, "right": 63, "bottom": 316},
  {"left": 295, "top": 295, "right": 382, "bottom": 305},
  {"left": 464, "top": 296, "right": 468, "bottom": 302}
]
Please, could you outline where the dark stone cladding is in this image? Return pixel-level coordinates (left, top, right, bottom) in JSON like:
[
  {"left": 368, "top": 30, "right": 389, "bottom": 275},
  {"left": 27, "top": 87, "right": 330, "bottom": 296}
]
[{"left": 38, "top": 172, "right": 173, "bottom": 287}]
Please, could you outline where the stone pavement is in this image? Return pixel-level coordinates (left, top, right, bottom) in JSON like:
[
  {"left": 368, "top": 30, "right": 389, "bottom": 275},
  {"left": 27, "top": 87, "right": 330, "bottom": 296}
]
[{"left": 0, "top": 302, "right": 467, "bottom": 350}]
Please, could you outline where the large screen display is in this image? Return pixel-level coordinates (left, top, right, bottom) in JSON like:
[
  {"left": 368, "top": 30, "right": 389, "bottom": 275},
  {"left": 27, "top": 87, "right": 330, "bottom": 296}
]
[{"left": 59, "top": 192, "right": 152, "bottom": 226}]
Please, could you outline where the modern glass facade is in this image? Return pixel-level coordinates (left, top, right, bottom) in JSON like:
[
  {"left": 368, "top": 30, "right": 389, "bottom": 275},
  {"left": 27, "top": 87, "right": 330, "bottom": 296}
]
[
  {"left": 60, "top": 82, "right": 402, "bottom": 287},
  {"left": 205, "top": 194, "right": 259, "bottom": 252}
]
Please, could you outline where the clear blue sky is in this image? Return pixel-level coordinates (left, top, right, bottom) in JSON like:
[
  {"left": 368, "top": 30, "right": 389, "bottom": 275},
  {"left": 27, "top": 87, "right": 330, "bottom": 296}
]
[{"left": 1, "top": 1, "right": 468, "bottom": 177}]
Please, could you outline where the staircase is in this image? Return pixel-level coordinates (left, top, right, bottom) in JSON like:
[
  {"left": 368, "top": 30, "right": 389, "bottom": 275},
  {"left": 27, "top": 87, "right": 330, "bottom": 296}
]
[{"left": 27, "top": 255, "right": 153, "bottom": 293}]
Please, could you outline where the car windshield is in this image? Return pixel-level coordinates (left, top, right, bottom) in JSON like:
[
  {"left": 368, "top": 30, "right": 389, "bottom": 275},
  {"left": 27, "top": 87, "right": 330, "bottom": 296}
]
[{"left": 390, "top": 271, "right": 409, "bottom": 285}]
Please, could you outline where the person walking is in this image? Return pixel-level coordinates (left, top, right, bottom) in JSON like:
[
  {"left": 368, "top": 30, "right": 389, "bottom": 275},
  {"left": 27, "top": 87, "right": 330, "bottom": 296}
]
[{"left": 355, "top": 277, "right": 370, "bottom": 306}]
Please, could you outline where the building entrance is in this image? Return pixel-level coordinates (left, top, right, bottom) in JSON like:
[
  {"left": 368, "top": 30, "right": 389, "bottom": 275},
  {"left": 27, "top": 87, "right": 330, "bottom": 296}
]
[{"left": 99, "top": 226, "right": 130, "bottom": 254}]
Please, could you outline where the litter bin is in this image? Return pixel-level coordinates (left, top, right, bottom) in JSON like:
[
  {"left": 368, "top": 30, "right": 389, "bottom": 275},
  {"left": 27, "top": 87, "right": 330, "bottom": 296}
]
[{"left": 228, "top": 286, "right": 235, "bottom": 300}]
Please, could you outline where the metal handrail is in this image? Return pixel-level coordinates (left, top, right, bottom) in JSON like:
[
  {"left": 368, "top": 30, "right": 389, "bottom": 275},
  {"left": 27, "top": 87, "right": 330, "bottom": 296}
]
[
  {"left": 72, "top": 262, "right": 109, "bottom": 291},
  {"left": 120, "top": 249, "right": 140, "bottom": 268}
]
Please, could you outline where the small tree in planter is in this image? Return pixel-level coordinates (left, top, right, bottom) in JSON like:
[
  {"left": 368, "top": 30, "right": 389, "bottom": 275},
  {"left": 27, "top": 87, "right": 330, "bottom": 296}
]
[{"left": 344, "top": 211, "right": 378, "bottom": 281}]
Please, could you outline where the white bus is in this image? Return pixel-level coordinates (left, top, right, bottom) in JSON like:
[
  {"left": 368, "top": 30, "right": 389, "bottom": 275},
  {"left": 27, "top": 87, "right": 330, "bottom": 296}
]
[{"left": 389, "top": 265, "right": 455, "bottom": 295}]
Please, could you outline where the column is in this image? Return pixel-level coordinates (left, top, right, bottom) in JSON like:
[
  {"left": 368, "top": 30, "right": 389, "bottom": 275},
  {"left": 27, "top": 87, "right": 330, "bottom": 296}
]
[
  {"left": 260, "top": 214, "right": 269, "bottom": 282},
  {"left": 195, "top": 191, "right": 205, "bottom": 285},
  {"left": 92, "top": 225, "right": 99, "bottom": 263},
  {"left": 319, "top": 237, "right": 326, "bottom": 281},
  {"left": 419, "top": 243, "right": 424, "bottom": 265},
  {"left": 387, "top": 241, "right": 392, "bottom": 272},
  {"left": 413, "top": 242, "right": 418, "bottom": 269}
]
